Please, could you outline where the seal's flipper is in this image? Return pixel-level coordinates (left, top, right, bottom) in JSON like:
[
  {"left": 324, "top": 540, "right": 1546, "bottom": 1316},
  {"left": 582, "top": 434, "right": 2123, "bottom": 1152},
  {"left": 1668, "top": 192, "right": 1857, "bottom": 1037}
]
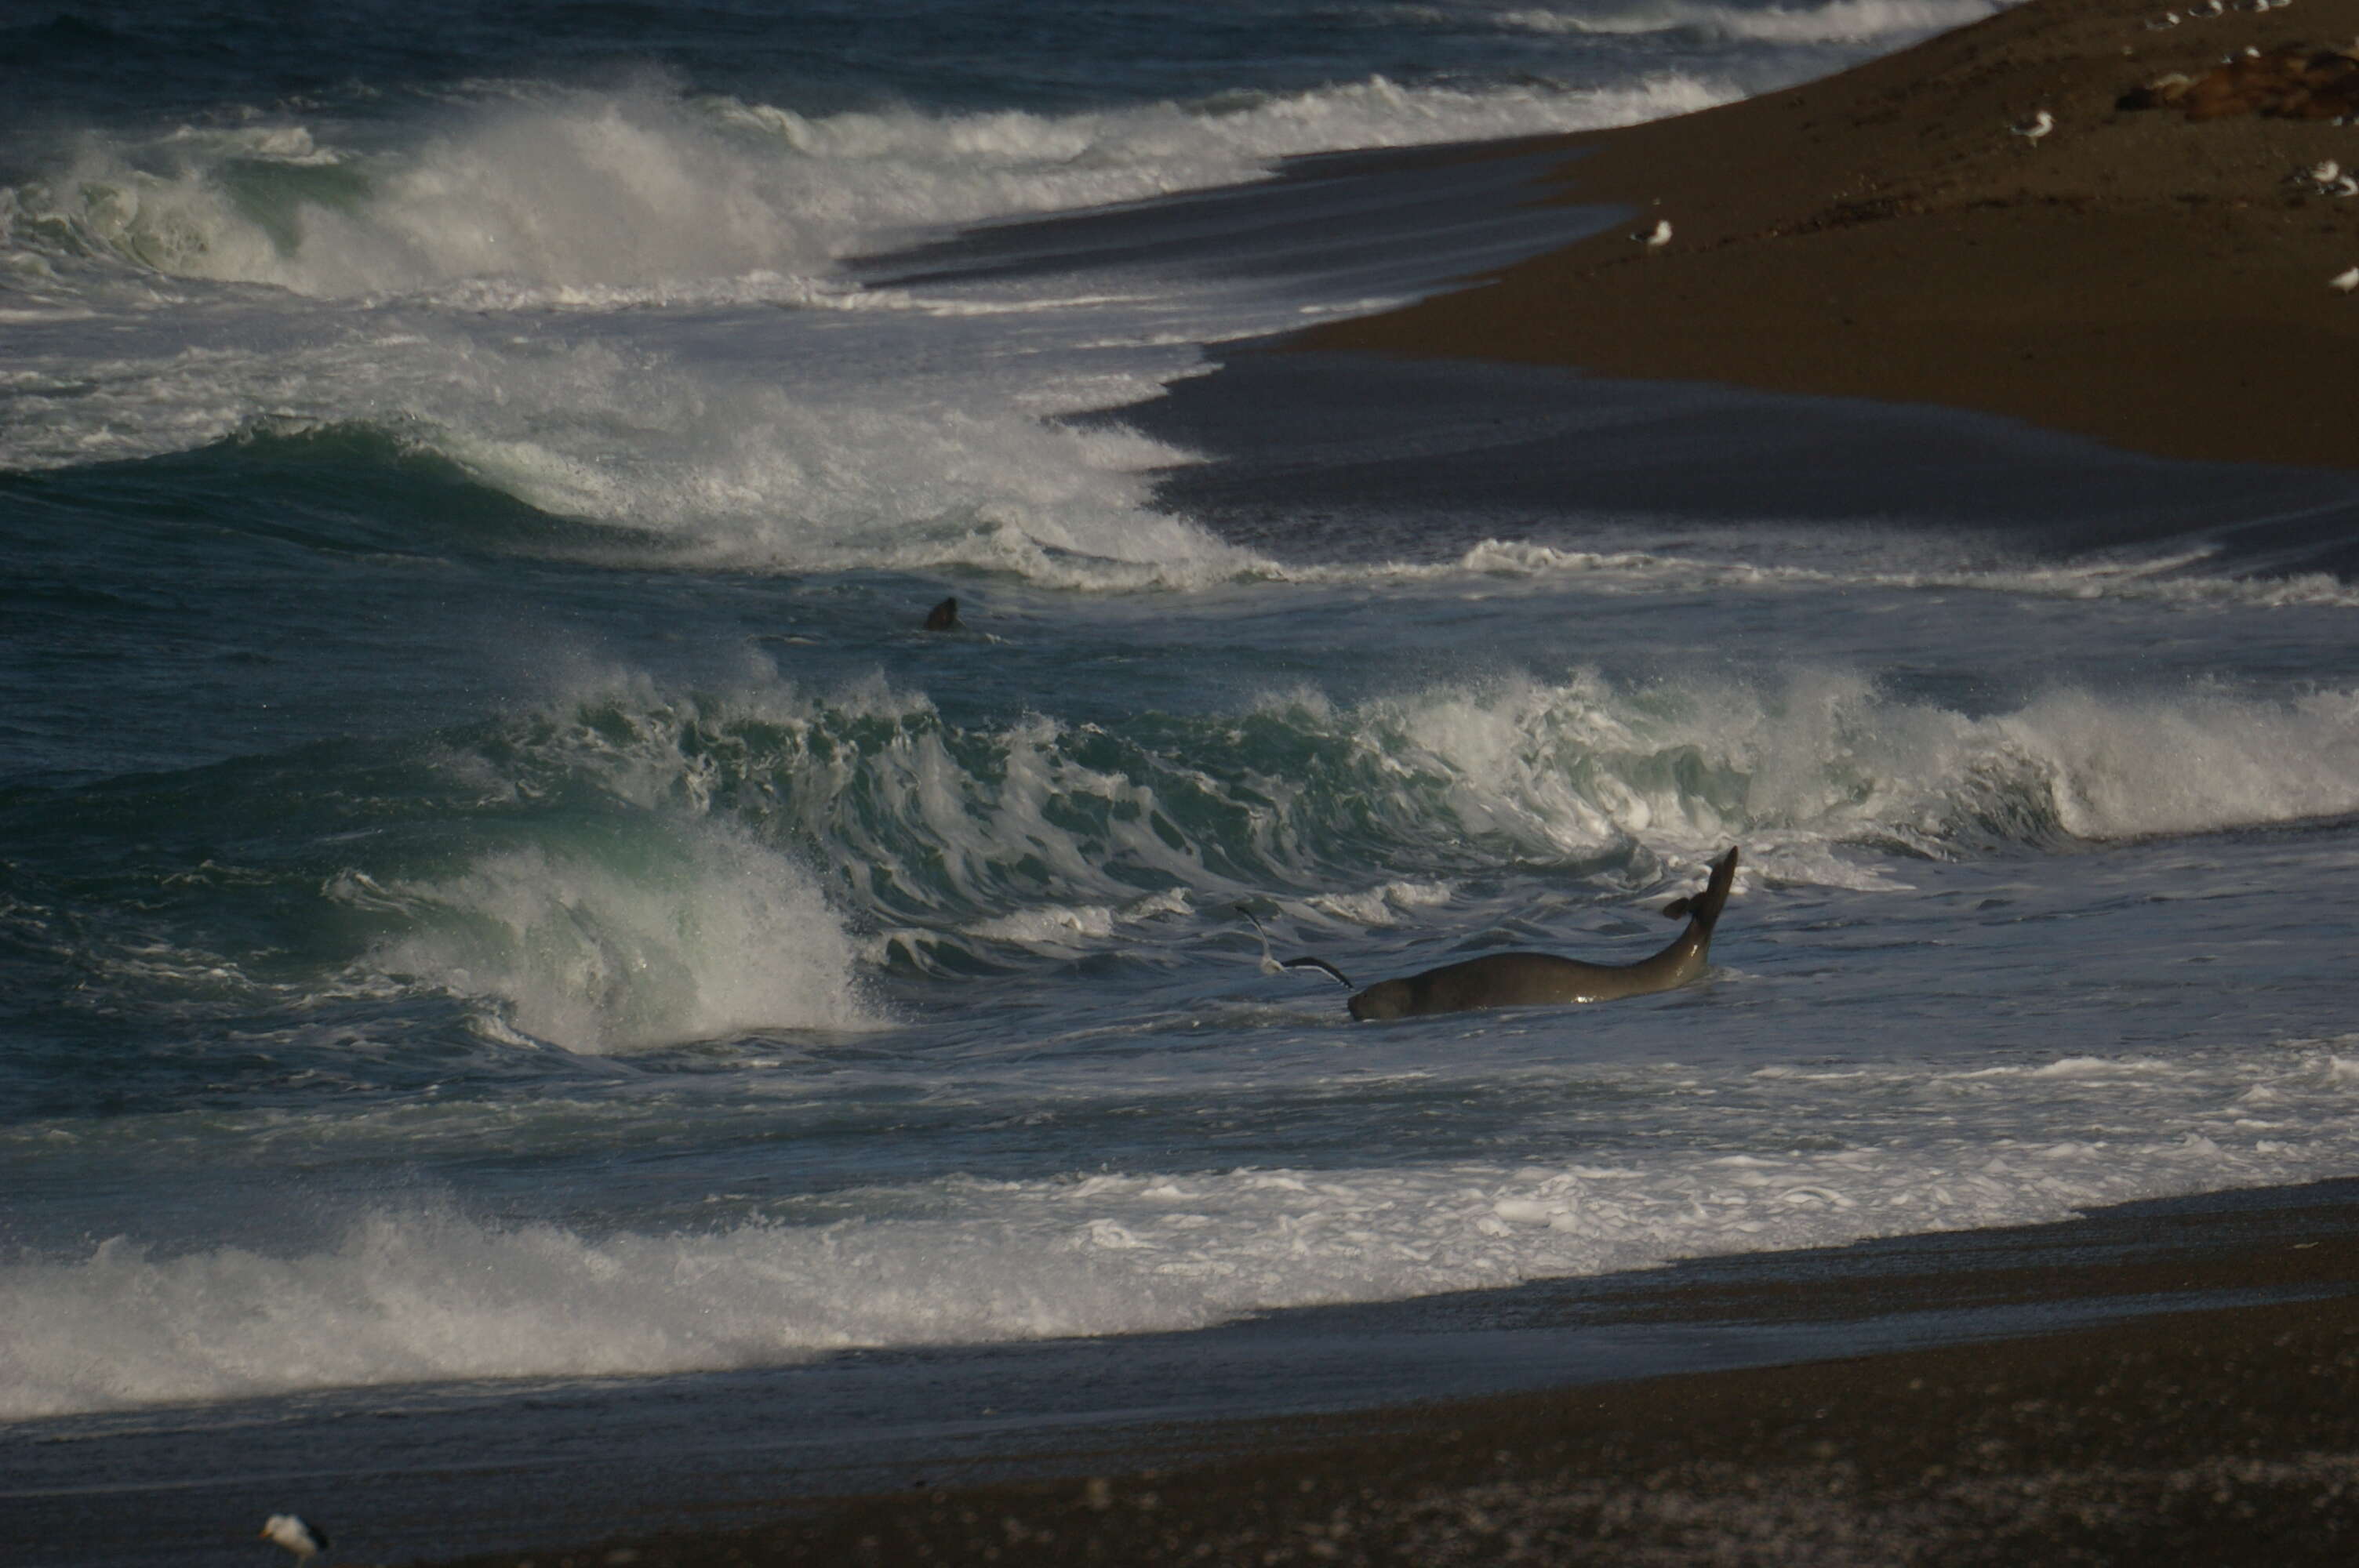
[
  {"left": 1281, "top": 954, "right": 1353, "bottom": 988},
  {"left": 1662, "top": 846, "right": 1739, "bottom": 926},
  {"left": 1689, "top": 845, "right": 1740, "bottom": 931}
]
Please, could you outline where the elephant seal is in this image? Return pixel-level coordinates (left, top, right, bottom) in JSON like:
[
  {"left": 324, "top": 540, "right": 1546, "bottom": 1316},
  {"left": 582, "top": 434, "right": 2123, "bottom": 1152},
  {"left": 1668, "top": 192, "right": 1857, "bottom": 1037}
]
[
  {"left": 1348, "top": 847, "right": 1739, "bottom": 1022},
  {"left": 924, "top": 596, "right": 960, "bottom": 631}
]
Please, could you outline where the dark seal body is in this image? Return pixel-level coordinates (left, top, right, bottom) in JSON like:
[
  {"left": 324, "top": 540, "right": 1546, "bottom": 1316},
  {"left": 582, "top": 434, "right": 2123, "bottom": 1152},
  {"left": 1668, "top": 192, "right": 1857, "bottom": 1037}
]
[{"left": 1348, "top": 846, "right": 1739, "bottom": 1021}]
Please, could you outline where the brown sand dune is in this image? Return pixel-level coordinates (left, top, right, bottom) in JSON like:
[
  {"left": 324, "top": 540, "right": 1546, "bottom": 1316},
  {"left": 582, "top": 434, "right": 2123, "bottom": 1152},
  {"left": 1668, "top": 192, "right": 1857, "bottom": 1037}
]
[{"left": 1294, "top": 0, "right": 2359, "bottom": 470}]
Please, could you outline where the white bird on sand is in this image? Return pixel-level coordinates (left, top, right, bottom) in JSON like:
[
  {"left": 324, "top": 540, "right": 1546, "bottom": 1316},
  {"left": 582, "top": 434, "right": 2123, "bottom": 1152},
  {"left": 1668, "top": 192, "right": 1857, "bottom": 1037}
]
[
  {"left": 1637, "top": 217, "right": 1672, "bottom": 249},
  {"left": 2312, "top": 159, "right": 2342, "bottom": 183},
  {"left": 260, "top": 1515, "right": 328, "bottom": 1563},
  {"left": 2333, "top": 175, "right": 2358, "bottom": 196},
  {"left": 2010, "top": 110, "right": 2054, "bottom": 142},
  {"left": 2331, "top": 266, "right": 2359, "bottom": 292}
]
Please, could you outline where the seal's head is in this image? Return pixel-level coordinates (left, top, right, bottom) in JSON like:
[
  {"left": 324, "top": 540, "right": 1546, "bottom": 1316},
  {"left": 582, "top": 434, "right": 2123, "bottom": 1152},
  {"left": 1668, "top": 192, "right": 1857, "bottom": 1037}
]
[{"left": 1347, "top": 979, "right": 1412, "bottom": 1022}]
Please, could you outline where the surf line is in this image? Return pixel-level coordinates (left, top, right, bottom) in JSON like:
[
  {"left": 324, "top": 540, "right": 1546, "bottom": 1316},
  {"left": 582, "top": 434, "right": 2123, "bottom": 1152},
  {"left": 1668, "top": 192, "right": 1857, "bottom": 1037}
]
[{"left": 1257, "top": 847, "right": 1740, "bottom": 1022}]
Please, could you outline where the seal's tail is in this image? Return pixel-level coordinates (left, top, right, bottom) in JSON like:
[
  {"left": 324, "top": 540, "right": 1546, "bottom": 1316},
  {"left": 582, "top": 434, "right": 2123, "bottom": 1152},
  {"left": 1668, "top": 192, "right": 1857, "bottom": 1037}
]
[{"left": 1660, "top": 845, "right": 1740, "bottom": 929}]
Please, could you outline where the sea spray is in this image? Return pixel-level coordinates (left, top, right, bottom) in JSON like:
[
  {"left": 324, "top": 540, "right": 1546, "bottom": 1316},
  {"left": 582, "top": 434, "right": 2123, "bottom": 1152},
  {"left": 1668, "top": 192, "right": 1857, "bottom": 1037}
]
[
  {"left": 463, "top": 666, "right": 2359, "bottom": 939},
  {"left": 18, "top": 658, "right": 2357, "bottom": 1048},
  {"left": 352, "top": 818, "right": 879, "bottom": 1051}
]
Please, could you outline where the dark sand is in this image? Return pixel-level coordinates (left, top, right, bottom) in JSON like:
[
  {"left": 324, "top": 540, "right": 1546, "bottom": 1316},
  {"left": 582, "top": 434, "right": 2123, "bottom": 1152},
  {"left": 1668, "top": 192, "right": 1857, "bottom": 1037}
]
[
  {"left": 410, "top": 1192, "right": 2359, "bottom": 1566},
  {"left": 385, "top": 5, "right": 2359, "bottom": 1563},
  {"left": 1294, "top": 0, "right": 2359, "bottom": 470}
]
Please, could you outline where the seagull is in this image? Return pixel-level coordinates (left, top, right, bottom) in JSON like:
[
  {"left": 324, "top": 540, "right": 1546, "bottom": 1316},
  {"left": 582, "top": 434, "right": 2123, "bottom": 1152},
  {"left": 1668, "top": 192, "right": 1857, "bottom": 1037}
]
[
  {"left": 2146, "top": 10, "right": 2179, "bottom": 25},
  {"left": 2312, "top": 159, "right": 2342, "bottom": 183},
  {"left": 1236, "top": 906, "right": 1351, "bottom": 988},
  {"left": 2332, "top": 267, "right": 2359, "bottom": 292},
  {"left": 2188, "top": 0, "right": 2224, "bottom": 16},
  {"left": 260, "top": 1515, "right": 328, "bottom": 1563},
  {"left": 1637, "top": 217, "right": 1672, "bottom": 250},
  {"left": 2010, "top": 110, "right": 2054, "bottom": 143},
  {"left": 2333, "top": 175, "right": 2358, "bottom": 196}
]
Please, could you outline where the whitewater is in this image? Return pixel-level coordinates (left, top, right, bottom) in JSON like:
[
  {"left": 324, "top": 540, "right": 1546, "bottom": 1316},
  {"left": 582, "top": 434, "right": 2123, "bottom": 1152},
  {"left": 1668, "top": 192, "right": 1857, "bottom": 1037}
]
[{"left": 5, "top": 0, "right": 2359, "bottom": 1559}]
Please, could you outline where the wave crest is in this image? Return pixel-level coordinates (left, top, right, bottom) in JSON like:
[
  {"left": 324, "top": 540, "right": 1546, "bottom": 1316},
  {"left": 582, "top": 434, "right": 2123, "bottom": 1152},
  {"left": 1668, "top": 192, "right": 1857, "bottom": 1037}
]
[
  {"left": 343, "top": 818, "right": 881, "bottom": 1051},
  {"left": 4, "top": 73, "right": 1732, "bottom": 302},
  {"left": 467, "top": 666, "right": 2359, "bottom": 947}
]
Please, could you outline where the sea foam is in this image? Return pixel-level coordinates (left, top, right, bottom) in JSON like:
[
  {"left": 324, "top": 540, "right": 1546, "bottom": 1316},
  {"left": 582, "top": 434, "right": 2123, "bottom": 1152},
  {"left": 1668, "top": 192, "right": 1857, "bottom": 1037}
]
[
  {"left": 5, "top": 1036, "right": 2352, "bottom": 1418},
  {"left": 460, "top": 666, "right": 2359, "bottom": 966},
  {"left": 1499, "top": 0, "right": 2003, "bottom": 42},
  {"left": 344, "top": 818, "right": 880, "bottom": 1051},
  {"left": 3, "top": 74, "right": 1732, "bottom": 303}
]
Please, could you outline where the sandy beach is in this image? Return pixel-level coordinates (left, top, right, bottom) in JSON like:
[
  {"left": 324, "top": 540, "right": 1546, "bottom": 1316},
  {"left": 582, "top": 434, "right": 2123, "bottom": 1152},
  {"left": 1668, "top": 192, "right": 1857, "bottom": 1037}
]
[
  {"left": 408, "top": 1186, "right": 2359, "bottom": 1566},
  {"left": 1296, "top": 0, "right": 2359, "bottom": 469}
]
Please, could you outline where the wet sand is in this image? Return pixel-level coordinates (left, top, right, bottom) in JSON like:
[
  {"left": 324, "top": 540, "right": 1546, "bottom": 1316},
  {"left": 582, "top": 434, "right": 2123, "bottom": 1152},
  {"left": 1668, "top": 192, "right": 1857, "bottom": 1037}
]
[
  {"left": 411, "top": 1189, "right": 2359, "bottom": 1566},
  {"left": 1293, "top": 0, "right": 2359, "bottom": 470}
]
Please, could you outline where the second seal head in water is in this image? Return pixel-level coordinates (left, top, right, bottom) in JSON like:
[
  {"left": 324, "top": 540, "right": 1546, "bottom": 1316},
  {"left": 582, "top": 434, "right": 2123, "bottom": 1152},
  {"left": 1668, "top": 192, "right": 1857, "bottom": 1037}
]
[{"left": 1347, "top": 846, "right": 1740, "bottom": 1022}]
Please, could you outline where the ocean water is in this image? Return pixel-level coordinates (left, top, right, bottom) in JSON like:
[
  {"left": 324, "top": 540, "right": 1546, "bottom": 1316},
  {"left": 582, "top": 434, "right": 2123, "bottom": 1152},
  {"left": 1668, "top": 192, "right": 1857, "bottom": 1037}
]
[{"left": 7, "top": 0, "right": 2359, "bottom": 1550}]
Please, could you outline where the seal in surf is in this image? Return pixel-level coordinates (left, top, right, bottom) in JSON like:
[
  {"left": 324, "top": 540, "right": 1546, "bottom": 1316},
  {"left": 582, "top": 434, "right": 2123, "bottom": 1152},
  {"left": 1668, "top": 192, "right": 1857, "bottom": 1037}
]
[{"left": 1346, "top": 846, "right": 1739, "bottom": 1021}]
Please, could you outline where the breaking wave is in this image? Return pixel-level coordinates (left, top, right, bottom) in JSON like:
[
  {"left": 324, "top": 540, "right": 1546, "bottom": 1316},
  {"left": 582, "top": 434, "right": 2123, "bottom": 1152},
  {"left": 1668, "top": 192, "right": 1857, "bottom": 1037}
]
[
  {"left": 2, "top": 73, "right": 1729, "bottom": 303},
  {"left": 7, "top": 1036, "right": 2354, "bottom": 1417}
]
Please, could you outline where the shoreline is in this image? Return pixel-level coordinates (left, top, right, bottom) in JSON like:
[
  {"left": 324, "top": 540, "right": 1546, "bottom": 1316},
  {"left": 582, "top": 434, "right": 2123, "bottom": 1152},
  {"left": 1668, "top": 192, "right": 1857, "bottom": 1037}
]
[
  {"left": 405, "top": 1187, "right": 2359, "bottom": 1566},
  {"left": 383, "top": 7, "right": 2359, "bottom": 1553},
  {"left": 1290, "top": 0, "right": 2359, "bottom": 471}
]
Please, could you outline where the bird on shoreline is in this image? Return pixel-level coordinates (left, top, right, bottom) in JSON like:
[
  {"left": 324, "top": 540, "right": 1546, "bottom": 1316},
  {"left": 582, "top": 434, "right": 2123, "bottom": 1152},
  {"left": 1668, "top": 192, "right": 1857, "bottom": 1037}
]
[
  {"left": 1636, "top": 217, "right": 1672, "bottom": 250},
  {"left": 2146, "top": 10, "right": 2180, "bottom": 25},
  {"left": 2290, "top": 161, "right": 2354, "bottom": 196},
  {"left": 260, "top": 1515, "right": 329, "bottom": 1563},
  {"left": 2010, "top": 110, "right": 2054, "bottom": 142},
  {"left": 2331, "top": 266, "right": 2359, "bottom": 292}
]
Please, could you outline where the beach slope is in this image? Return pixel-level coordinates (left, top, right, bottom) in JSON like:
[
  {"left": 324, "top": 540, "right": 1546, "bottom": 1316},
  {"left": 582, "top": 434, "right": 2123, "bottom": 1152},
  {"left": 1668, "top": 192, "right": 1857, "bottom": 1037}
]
[
  {"left": 1295, "top": 0, "right": 2359, "bottom": 470},
  {"left": 418, "top": 1216, "right": 2359, "bottom": 1566}
]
